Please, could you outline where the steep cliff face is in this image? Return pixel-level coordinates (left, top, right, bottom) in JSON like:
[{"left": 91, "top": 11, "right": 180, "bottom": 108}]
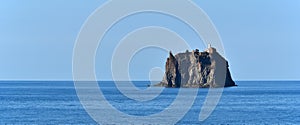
[
  {"left": 165, "top": 52, "right": 181, "bottom": 87},
  {"left": 158, "top": 47, "right": 236, "bottom": 88}
]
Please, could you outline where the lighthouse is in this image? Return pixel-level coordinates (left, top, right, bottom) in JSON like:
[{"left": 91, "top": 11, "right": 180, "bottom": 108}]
[{"left": 206, "top": 44, "right": 216, "bottom": 54}]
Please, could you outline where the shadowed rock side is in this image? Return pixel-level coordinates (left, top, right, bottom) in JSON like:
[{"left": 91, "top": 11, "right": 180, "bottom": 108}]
[{"left": 157, "top": 47, "right": 236, "bottom": 88}]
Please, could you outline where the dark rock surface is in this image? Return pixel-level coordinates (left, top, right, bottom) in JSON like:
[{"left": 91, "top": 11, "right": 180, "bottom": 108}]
[{"left": 157, "top": 47, "right": 236, "bottom": 88}]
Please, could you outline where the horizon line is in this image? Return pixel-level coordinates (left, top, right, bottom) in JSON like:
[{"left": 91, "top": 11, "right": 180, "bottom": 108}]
[{"left": 0, "top": 79, "right": 299, "bottom": 82}]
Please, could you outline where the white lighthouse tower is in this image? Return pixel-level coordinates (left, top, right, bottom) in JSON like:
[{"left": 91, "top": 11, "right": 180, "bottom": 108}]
[{"left": 206, "top": 44, "right": 216, "bottom": 54}]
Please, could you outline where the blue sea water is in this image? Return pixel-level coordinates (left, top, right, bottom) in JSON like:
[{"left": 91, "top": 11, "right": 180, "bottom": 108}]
[{"left": 0, "top": 81, "right": 299, "bottom": 124}]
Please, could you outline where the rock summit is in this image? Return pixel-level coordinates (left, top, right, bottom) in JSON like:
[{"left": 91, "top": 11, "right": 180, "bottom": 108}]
[{"left": 157, "top": 46, "right": 236, "bottom": 88}]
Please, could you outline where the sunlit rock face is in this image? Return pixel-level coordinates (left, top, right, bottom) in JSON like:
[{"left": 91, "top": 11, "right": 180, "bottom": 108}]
[{"left": 157, "top": 47, "right": 236, "bottom": 88}]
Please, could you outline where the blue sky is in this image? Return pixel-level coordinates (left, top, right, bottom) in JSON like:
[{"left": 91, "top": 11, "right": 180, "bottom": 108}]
[{"left": 0, "top": 0, "right": 299, "bottom": 80}]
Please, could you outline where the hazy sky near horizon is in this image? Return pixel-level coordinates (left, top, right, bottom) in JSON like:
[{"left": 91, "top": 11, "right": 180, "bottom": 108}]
[{"left": 0, "top": 0, "right": 299, "bottom": 80}]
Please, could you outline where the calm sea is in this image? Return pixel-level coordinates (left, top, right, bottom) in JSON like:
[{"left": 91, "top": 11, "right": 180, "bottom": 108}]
[{"left": 0, "top": 81, "right": 299, "bottom": 124}]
